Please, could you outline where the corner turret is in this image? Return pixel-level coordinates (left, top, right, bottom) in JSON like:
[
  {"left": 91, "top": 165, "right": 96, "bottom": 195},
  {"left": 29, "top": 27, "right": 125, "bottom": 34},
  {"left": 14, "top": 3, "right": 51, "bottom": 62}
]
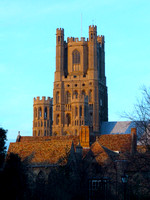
[{"left": 33, "top": 96, "right": 53, "bottom": 136}]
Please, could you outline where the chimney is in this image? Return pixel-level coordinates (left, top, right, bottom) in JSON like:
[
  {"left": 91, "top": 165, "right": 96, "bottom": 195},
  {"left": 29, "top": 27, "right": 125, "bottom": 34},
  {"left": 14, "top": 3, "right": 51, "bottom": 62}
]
[
  {"left": 131, "top": 128, "right": 137, "bottom": 154},
  {"left": 79, "top": 126, "right": 90, "bottom": 148}
]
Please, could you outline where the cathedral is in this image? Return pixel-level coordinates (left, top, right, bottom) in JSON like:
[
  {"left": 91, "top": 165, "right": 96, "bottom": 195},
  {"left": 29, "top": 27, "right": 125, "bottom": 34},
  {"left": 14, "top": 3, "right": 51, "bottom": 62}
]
[
  {"left": 33, "top": 25, "right": 108, "bottom": 137},
  {"left": 8, "top": 25, "right": 138, "bottom": 192}
]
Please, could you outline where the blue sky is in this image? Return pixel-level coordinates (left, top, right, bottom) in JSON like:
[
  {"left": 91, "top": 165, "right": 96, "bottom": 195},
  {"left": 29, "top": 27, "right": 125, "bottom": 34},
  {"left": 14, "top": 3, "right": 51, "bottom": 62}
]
[{"left": 0, "top": 0, "right": 150, "bottom": 140}]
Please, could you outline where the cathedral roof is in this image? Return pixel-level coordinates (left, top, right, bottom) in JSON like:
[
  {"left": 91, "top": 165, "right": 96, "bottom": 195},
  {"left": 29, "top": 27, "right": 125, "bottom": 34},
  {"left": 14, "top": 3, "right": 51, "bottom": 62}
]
[{"left": 101, "top": 121, "right": 135, "bottom": 135}]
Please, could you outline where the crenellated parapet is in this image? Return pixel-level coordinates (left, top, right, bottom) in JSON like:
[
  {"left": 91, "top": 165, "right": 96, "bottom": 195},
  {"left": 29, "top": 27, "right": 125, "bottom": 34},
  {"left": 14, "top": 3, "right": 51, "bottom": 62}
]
[
  {"left": 34, "top": 96, "right": 53, "bottom": 105},
  {"left": 89, "top": 25, "right": 97, "bottom": 32},
  {"left": 97, "top": 35, "right": 105, "bottom": 45},
  {"left": 67, "top": 37, "right": 88, "bottom": 43},
  {"left": 56, "top": 28, "right": 64, "bottom": 35}
]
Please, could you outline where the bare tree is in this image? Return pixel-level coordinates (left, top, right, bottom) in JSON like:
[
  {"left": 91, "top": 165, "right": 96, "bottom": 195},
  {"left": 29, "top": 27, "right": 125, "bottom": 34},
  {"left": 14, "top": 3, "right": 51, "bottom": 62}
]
[{"left": 123, "top": 86, "right": 150, "bottom": 149}]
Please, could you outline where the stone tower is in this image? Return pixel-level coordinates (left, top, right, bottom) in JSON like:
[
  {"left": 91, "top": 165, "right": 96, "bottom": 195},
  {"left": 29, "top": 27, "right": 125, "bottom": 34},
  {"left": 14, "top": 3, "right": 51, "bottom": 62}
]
[
  {"left": 52, "top": 25, "right": 108, "bottom": 136},
  {"left": 33, "top": 96, "right": 53, "bottom": 136}
]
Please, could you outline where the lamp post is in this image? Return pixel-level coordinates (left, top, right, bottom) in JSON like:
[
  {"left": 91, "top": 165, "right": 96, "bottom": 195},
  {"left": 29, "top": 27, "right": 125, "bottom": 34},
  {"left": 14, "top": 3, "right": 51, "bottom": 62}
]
[{"left": 121, "top": 174, "right": 128, "bottom": 200}]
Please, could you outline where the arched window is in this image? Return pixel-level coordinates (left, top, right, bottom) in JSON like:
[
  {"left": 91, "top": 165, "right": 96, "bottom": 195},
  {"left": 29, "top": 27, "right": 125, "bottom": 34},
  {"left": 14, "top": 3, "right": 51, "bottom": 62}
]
[
  {"left": 34, "top": 107, "right": 37, "bottom": 118},
  {"left": 89, "top": 90, "right": 92, "bottom": 102},
  {"left": 66, "top": 91, "right": 71, "bottom": 104},
  {"left": 56, "top": 114, "right": 59, "bottom": 125},
  {"left": 56, "top": 92, "right": 60, "bottom": 104},
  {"left": 72, "top": 50, "right": 80, "bottom": 65},
  {"left": 75, "top": 106, "right": 78, "bottom": 117},
  {"left": 82, "top": 90, "right": 86, "bottom": 97},
  {"left": 79, "top": 106, "right": 82, "bottom": 117},
  {"left": 38, "top": 130, "right": 40, "bottom": 136},
  {"left": 44, "top": 107, "right": 47, "bottom": 119},
  {"left": 50, "top": 107, "right": 52, "bottom": 120},
  {"left": 73, "top": 90, "right": 78, "bottom": 99},
  {"left": 66, "top": 113, "right": 71, "bottom": 126},
  {"left": 38, "top": 107, "right": 42, "bottom": 119},
  {"left": 37, "top": 171, "right": 45, "bottom": 185},
  {"left": 75, "top": 130, "right": 77, "bottom": 136}
]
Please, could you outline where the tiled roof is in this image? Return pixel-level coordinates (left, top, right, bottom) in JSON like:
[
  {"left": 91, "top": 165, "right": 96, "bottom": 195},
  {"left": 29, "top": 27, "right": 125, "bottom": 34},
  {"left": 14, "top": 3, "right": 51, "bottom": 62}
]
[
  {"left": 8, "top": 136, "right": 79, "bottom": 165},
  {"left": 19, "top": 135, "right": 79, "bottom": 143},
  {"left": 90, "top": 141, "right": 109, "bottom": 164},
  {"left": 8, "top": 133, "right": 132, "bottom": 166},
  {"left": 97, "top": 134, "right": 132, "bottom": 152}
]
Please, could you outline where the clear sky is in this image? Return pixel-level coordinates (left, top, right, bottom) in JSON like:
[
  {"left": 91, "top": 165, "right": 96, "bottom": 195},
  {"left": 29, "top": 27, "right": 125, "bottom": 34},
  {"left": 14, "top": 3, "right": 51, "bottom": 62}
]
[{"left": 1, "top": 0, "right": 150, "bottom": 140}]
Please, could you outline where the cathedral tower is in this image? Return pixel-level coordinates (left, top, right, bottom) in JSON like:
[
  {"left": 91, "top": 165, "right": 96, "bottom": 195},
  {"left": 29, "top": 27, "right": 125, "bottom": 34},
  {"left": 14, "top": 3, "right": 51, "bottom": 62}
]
[
  {"left": 52, "top": 25, "right": 108, "bottom": 136},
  {"left": 33, "top": 97, "right": 53, "bottom": 136}
]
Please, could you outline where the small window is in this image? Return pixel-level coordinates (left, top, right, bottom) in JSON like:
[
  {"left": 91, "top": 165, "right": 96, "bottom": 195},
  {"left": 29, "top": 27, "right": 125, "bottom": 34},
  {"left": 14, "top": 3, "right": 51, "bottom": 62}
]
[
  {"left": 75, "top": 84, "right": 77, "bottom": 87},
  {"left": 58, "top": 36, "right": 60, "bottom": 42}
]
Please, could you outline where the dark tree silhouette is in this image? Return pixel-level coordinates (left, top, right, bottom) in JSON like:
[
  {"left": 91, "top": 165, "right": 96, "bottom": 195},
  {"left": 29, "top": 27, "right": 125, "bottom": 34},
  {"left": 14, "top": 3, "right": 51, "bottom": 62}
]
[
  {"left": 0, "top": 128, "right": 7, "bottom": 167},
  {"left": 1, "top": 153, "right": 29, "bottom": 200}
]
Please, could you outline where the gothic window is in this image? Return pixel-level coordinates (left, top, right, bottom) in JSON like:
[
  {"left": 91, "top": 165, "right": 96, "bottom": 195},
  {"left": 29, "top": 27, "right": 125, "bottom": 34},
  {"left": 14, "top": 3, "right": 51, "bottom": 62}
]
[
  {"left": 34, "top": 107, "right": 37, "bottom": 118},
  {"left": 72, "top": 50, "right": 80, "bottom": 65},
  {"left": 37, "top": 171, "right": 45, "bottom": 185},
  {"left": 38, "top": 130, "right": 40, "bottom": 136},
  {"left": 89, "top": 90, "right": 92, "bottom": 102},
  {"left": 66, "top": 91, "right": 71, "bottom": 104},
  {"left": 79, "top": 106, "right": 82, "bottom": 117},
  {"left": 82, "top": 90, "right": 86, "bottom": 97},
  {"left": 75, "top": 129, "right": 77, "bottom": 136},
  {"left": 44, "top": 107, "right": 47, "bottom": 119},
  {"left": 73, "top": 90, "right": 78, "bottom": 99},
  {"left": 38, "top": 107, "right": 42, "bottom": 119},
  {"left": 66, "top": 113, "right": 71, "bottom": 126},
  {"left": 56, "top": 114, "right": 59, "bottom": 125},
  {"left": 75, "top": 106, "right": 78, "bottom": 117},
  {"left": 50, "top": 107, "right": 52, "bottom": 120},
  {"left": 56, "top": 92, "right": 60, "bottom": 104},
  {"left": 44, "top": 130, "right": 46, "bottom": 136}
]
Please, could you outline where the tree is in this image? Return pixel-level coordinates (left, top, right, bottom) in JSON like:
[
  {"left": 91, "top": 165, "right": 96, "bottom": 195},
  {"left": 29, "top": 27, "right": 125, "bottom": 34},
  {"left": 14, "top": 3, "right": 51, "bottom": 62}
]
[
  {"left": 0, "top": 128, "right": 7, "bottom": 167},
  {"left": 123, "top": 86, "right": 150, "bottom": 149},
  {"left": 1, "top": 153, "right": 29, "bottom": 200}
]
